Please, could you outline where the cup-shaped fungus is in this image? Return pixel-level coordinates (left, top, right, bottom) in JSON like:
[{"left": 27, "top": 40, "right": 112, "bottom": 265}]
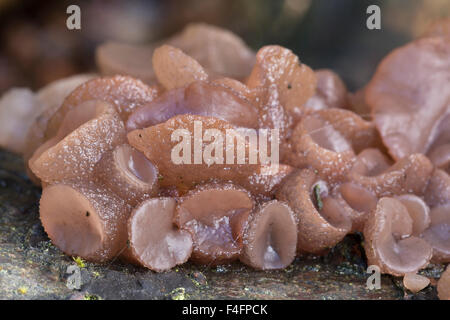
[
  {"left": 420, "top": 204, "right": 450, "bottom": 263},
  {"left": 29, "top": 100, "right": 126, "bottom": 185},
  {"left": 290, "top": 108, "right": 380, "bottom": 183},
  {"left": 437, "top": 266, "right": 450, "bottom": 300},
  {"left": 96, "top": 42, "right": 156, "bottom": 84},
  {"left": 0, "top": 88, "right": 40, "bottom": 154},
  {"left": 363, "top": 197, "right": 433, "bottom": 276},
  {"left": 152, "top": 45, "right": 208, "bottom": 90},
  {"left": 95, "top": 144, "right": 159, "bottom": 206},
  {"left": 348, "top": 153, "right": 434, "bottom": 198},
  {"left": 246, "top": 45, "right": 316, "bottom": 140},
  {"left": 305, "top": 69, "right": 348, "bottom": 111},
  {"left": 174, "top": 184, "right": 253, "bottom": 264},
  {"left": 276, "top": 169, "right": 352, "bottom": 253},
  {"left": 346, "top": 87, "right": 371, "bottom": 119},
  {"left": 126, "top": 80, "right": 258, "bottom": 131},
  {"left": 350, "top": 148, "right": 392, "bottom": 177},
  {"left": 290, "top": 112, "right": 353, "bottom": 181},
  {"left": 240, "top": 200, "right": 297, "bottom": 270},
  {"left": 424, "top": 169, "right": 450, "bottom": 208},
  {"left": 127, "top": 198, "right": 193, "bottom": 272},
  {"left": 396, "top": 194, "right": 431, "bottom": 236},
  {"left": 167, "top": 23, "right": 256, "bottom": 80},
  {"left": 23, "top": 74, "right": 96, "bottom": 184},
  {"left": 332, "top": 182, "right": 378, "bottom": 232},
  {"left": 247, "top": 45, "right": 316, "bottom": 116},
  {"left": 403, "top": 273, "right": 430, "bottom": 293},
  {"left": 44, "top": 75, "right": 159, "bottom": 140},
  {"left": 422, "top": 18, "right": 450, "bottom": 39},
  {"left": 40, "top": 182, "right": 131, "bottom": 262},
  {"left": 365, "top": 36, "right": 450, "bottom": 162},
  {"left": 96, "top": 23, "right": 255, "bottom": 82}
]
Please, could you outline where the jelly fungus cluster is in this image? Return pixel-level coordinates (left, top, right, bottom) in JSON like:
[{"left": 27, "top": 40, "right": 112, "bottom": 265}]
[{"left": 0, "top": 22, "right": 448, "bottom": 297}]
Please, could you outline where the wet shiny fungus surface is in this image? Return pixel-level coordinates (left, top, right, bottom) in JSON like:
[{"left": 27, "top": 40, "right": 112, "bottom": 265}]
[{"left": 0, "top": 22, "right": 445, "bottom": 298}]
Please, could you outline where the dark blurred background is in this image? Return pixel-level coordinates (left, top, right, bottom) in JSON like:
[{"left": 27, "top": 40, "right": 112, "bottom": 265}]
[{"left": 0, "top": 0, "right": 449, "bottom": 93}]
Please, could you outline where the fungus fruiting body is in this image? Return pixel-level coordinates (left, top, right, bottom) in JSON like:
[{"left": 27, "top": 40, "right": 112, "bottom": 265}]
[
  {"left": 95, "top": 144, "right": 159, "bottom": 206},
  {"left": 174, "top": 184, "right": 253, "bottom": 264},
  {"left": 40, "top": 183, "right": 131, "bottom": 262},
  {"left": 276, "top": 169, "right": 352, "bottom": 253},
  {"left": 403, "top": 273, "right": 430, "bottom": 293},
  {"left": 437, "top": 266, "right": 450, "bottom": 300},
  {"left": 0, "top": 22, "right": 448, "bottom": 292},
  {"left": 363, "top": 197, "right": 433, "bottom": 276},
  {"left": 241, "top": 200, "right": 297, "bottom": 270},
  {"left": 128, "top": 198, "right": 193, "bottom": 271}
]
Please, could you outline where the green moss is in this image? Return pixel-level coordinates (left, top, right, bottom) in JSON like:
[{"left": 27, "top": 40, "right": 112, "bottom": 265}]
[
  {"left": 169, "top": 287, "right": 187, "bottom": 300},
  {"left": 73, "top": 256, "right": 86, "bottom": 268},
  {"left": 18, "top": 287, "right": 28, "bottom": 295},
  {"left": 84, "top": 293, "right": 101, "bottom": 300}
]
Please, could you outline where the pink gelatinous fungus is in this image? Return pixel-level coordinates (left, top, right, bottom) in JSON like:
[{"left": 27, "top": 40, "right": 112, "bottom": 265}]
[
  {"left": 366, "top": 36, "right": 450, "bottom": 162},
  {"left": 437, "top": 266, "right": 450, "bottom": 300},
  {"left": 276, "top": 169, "right": 351, "bottom": 253},
  {"left": 95, "top": 144, "right": 159, "bottom": 206},
  {"left": 152, "top": 44, "right": 208, "bottom": 90},
  {"left": 305, "top": 69, "right": 348, "bottom": 111},
  {"left": 128, "top": 197, "right": 193, "bottom": 272},
  {"left": 363, "top": 197, "right": 432, "bottom": 276},
  {"left": 45, "top": 75, "right": 159, "bottom": 140},
  {"left": 174, "top": 184, "right": 253, "bottom": 264},
  {"left": 241, "top": 200, "right": 297, "bottom": 270},
  {"left": 29, "top": 100, "right": 126, "bottom": 185},
  {"left": 40, "top": 182, "right": 131, "bottom": 262},
  {"left": 126, "top": 80, "right": 258, "bottom": 131},
  {"left": 403, "top": 273, "right": 430, "bottom": 293}
]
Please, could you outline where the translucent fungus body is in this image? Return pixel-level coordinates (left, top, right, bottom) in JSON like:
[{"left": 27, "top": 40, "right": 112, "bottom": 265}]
[
  {"left": 241, "top": 200, "right": 297, "bottom": 270},
  {"left": 276, "top": 169, "right": 352, "bottom": 253},
  {"left": 95, "top": 144, "right": 159, "bottom": 206},
  {"left": 29, "top": 100, "right": 126, "bottom": 185},
  {"left": 40, "top": 183, "right": 130, "bottom": 262},
  {"left": 363, "top": 197, "right": 433, "bottom": 276},
  {"left": 128, "top": 198, "right": 193, "bottom": 272},
  {"left": 174, "top": 184, "right": 253, "bottom": 264}
]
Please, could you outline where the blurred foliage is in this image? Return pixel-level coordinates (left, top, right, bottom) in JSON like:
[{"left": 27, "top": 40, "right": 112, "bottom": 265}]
[{"left": 0, "top": 0, "right": 449, "bottom": 93}]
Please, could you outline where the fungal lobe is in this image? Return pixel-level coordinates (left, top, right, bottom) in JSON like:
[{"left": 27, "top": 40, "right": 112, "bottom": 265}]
[
  {"left": 45, "top": 75, "right": 159, "bottom": 140},
  {"left": 241, "top": 200, "right": 297, "bottom": 270},
  {"left": 348, "top": 153, "right": 434, "bottom": 198},
  {"left": 29, "top": 100, "right": 126, "bottom": 185},
  {"left": 96, "top": 42, "right": 156, "bottom": 84},
  {"left": 246, "top": 45, "right": 316, "bottom": 142},
  {"left": 366, "top": 36, "right": 450, "bottom": 162},
  {"left": 128, "top": 197, "right": 193, "bottom": 272},
  {"left": 126, "top": 80, "right": 258, "bottom": 131},
  {"left": 403, "top": 273, "right": 430, "bottom": 293},
  {"left": 95, "top": 144, "right": 159, "bottom": 206},
  {"left": 167, "top": 23, "right": 256, "bottom": 80},
  {"left": 40, "top": 182, "right": 131, "bottom": 263},
  {"left": 305, "top": 69, "right": 348, "bottom": 111},
  {"left": 174, "top": 184, "right": 253, "bottom": 264},
  {"left": 437, "top": 266, "right": 450, "bottom": 300},
  {"left": 276, "top": 169, "right": 352, "bottom": 253},
  {"left": 152, "top": 44, "right": 208, "bottom": 90},
  {"left": 363, "top": 197, "right": 432, "bottom": 276}
]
